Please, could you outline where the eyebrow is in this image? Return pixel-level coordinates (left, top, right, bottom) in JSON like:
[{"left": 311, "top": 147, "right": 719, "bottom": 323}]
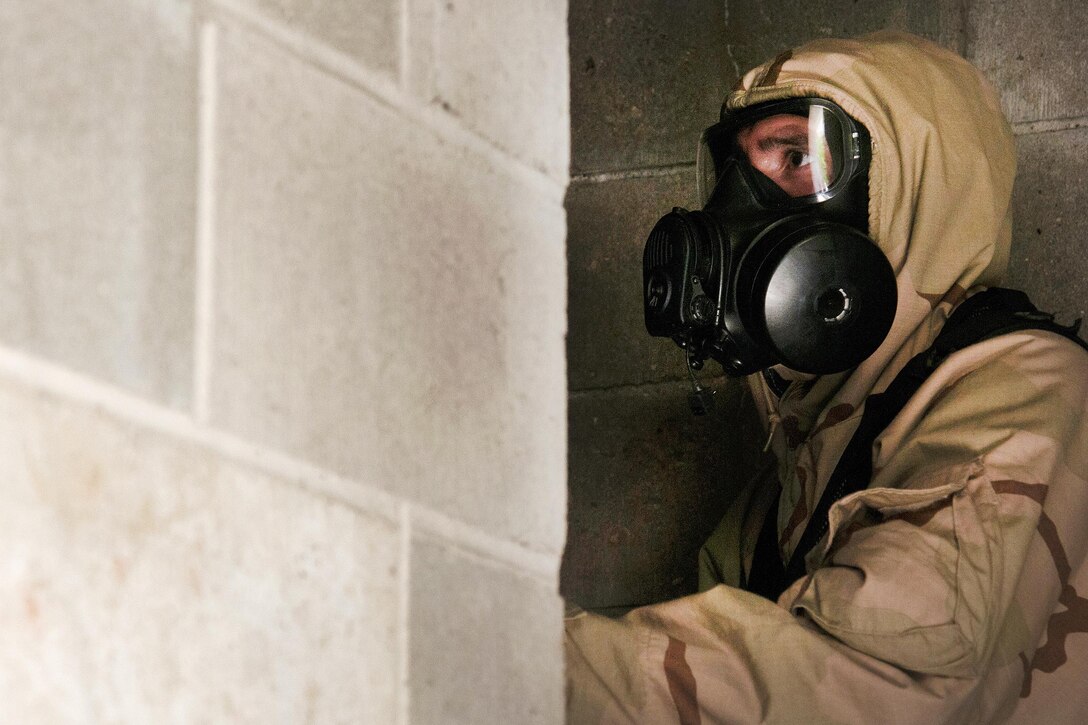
[{"left": 756, "top": 133, "right": 808, "bottom": 152}]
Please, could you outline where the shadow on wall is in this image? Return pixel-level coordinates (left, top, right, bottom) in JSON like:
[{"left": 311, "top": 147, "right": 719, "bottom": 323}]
[{"left": 561, "top": 379, "right": 767, "bottom": 612}]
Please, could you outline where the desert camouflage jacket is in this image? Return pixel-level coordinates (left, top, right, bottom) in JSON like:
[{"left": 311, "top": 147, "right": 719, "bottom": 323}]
[{"left": 566, "top": 31, "right": 1088, "bottom": 724}]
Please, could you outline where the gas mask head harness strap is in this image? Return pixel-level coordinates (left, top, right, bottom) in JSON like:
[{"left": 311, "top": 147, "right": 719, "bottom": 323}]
[{"left": 643, "top": 97, "right": 897, "bottom": 380}]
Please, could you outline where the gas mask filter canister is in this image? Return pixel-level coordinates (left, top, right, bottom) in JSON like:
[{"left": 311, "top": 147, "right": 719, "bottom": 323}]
[{"left": 643, "top": 98, "right": 897, "bottom": 379}]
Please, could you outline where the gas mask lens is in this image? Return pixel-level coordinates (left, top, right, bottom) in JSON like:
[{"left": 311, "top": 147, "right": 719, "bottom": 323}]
[{"left": 697, "top": 104, "right": 847, "bottom": 206}]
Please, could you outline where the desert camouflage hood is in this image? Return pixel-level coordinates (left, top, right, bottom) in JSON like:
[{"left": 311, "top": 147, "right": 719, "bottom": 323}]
[
  {"left": 733, "top": 30, "right": 1016, "bottom": 398},
  {"left": 727, "top": 32, "right": 1018, "bottom": 559}
]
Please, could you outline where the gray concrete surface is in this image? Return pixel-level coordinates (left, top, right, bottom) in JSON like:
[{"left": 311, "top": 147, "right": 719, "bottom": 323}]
[
  {"left": 722, "top": 0, "right": 966, "bottom": 74},
  {"left": 0, "top": 0, "right": 570, "bottom": 719},
  {"left": 569, "top": 0, "right": 730, "bottom": 174},
  {"left": 970, "top": 0, "right": 1088, "bottom": 124},
  {"left": 561, "top": 378, "right": 767, "bottom": 610},
  {"left": 410, "top": 537, "right": 562, "bottom": 725},
  {"left": 1008, "top": 127, "right": 1088, "bottom": 321},
  {"left": 566, "top": 172, "right": 697, "bottom": 391},
  {"left": 241, "top": 0, "right": 401, "bottom": 75},
  {"left": 210, "top": 23, "right": 567, "bottom": 550},
  {"left": 0, "top": 1, "right": 197, "bottom": 408}
]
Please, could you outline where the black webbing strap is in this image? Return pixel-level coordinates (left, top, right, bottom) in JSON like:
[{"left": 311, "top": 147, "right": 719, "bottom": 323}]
[{"left": 747, "top": 287, "right": 1088, "bottom": 601}]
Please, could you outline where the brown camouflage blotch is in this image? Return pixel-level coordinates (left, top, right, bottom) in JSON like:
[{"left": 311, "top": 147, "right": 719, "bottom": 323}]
[
  {"left": 992, "top": 479, "right": 1049, "bottom": 510},
  {"left": 810, "top": 403, "right": 856, "bottom": 437},
  {"left": 1024, "top": 509, "right": 1088, "bottom": 685},
  {"left": 782, "top": 415, "right": 805, "bottom": 449},
  {"left": 778, "top": 468, "right": 810, "bottom": 553},
  {"left": 827, "top": 519, "right": 869, "bottom": 557},
  {"left": 1031, "top": 584, "right": 1088, "bottom": 674},
  {"left": 664, "top": 637, "right": 702, "bottom": 725},
  {"left": 918, "top": 283, "right": 968, "bottom": 310},
  {"left": 753, "top": 49, "right": 793, "bottom": 88},
  {"left": 992, "top": 480, "right": 1088, "bottom": 694},
  {"left": 1019, "top": 652, "right": 1033, "bottom": 698},
  {"left": 1035, "top": 506, "right": 1071, "bottom": 582}
]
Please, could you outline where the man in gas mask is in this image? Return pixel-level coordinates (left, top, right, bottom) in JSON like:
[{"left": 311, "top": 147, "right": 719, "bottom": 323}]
[{"left": 566, "top": 31, "right": 1088, "bottom": 723}]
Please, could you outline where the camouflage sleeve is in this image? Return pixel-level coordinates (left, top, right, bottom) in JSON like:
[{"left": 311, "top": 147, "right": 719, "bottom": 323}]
[
  {"left": 566, "top": 332, "right": 1088, "bottom": 724},
  {"left": 566, "top": 583, "right": 986, "bottom": 724}
]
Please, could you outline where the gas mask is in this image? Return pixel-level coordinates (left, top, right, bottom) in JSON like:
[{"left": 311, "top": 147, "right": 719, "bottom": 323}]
[{"left": 643, "top": 98, "right": 897, "bottom": 387}]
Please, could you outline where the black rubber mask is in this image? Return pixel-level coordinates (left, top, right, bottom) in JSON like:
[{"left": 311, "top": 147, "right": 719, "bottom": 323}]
[{"left": 643, "top": 97, "right": 897, "bottom": 376}]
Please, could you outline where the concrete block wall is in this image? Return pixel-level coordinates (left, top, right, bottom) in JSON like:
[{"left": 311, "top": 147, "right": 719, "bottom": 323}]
[
  {"left": 976, "top": 0, "right": 1088, "bottom": 320},
  {"left": 562, "top": 0, "right": 1088, "bottom": 610},
  {"left": 0, "top": 1, "right": 568, "bottom": 723}
]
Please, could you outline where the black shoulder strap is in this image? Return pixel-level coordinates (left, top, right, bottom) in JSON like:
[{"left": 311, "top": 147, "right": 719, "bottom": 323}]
[{"left": 747, "top": 288, "right": 1088, "bottom": 601}]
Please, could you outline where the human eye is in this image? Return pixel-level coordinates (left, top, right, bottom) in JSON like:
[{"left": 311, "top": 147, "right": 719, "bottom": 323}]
[
  {"left": 736, "top": 113, "right": 831, "bottom": 198},
  {"left": 786, "top": 149, "right": 812, "bottom": 169}
]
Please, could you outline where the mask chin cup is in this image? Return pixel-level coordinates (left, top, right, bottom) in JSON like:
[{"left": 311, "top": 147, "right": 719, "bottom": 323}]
[{"left": 737, "top": 217, "right": 898, "bottom": 374}]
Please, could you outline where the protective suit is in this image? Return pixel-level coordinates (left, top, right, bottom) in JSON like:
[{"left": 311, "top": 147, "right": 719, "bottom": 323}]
[{"left": 566, "top": 31, "right": 1088, "bottom": 724}]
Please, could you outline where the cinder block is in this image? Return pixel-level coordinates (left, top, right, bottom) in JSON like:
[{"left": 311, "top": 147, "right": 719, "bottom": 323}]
[
  {"left": 0, "top": 0, "right": 196, "bottom": 407},
  {"left": 0, "top": 378, "right": 400, "bottom": 723},
  {"left": 569, "top": 0, "right": 963, "bottom": 175},
  {"left": 561, "top": 378, "right": 768, "bottom": 610},
  {"left": 1007, "top": 128, "right": 1088, "bottom": 320},
  {"left": 569, "top": 0, "right": 731, "bottom": 174},
  {"left": 969, "top": 0, "right": 1088, "bottom": 124},
  {"left": 567, "top": 173, "right": 698, "bottom": 391},
  {"left": 240, "top": 0, "right": 401, "bottom": 76},
  {"left": 409, "top": 536, "right": 563, "bottom": 725},
  {"left": 723, "top": 0, "right": 966, "bottom": 86},
  {"left": 210, "top": 24, "right": 567, "bottom": 552},
  {"left": 412, "top": 0, "right": 570, "bottom": 178}
]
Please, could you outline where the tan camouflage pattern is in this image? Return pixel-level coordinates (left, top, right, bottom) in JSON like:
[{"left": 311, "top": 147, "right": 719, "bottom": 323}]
[{"left": 566, "top": 32, "right": 1088, "bottom": 723}]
